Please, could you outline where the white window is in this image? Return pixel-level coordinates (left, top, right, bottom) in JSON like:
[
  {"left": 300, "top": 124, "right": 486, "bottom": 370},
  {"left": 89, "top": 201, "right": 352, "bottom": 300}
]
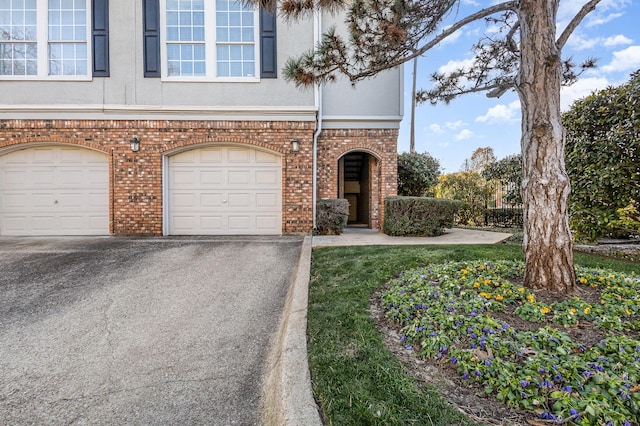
[
  {"left": 0, "top": 0, "right": 90, "bottom": 79},
  {"left": 161, "top": 0, "right": 258, "bottom": 81}
]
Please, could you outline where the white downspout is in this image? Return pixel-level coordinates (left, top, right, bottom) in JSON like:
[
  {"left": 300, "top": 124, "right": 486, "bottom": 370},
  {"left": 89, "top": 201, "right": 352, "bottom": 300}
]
[{"left": 312, "top": 10, "right": 323, "bottom": 230}]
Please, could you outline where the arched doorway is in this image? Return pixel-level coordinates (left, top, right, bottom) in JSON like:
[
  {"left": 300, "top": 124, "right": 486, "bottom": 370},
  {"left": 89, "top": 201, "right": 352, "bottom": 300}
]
[{"left": 338, "top": 152, "right": 376, "bottom": 227}]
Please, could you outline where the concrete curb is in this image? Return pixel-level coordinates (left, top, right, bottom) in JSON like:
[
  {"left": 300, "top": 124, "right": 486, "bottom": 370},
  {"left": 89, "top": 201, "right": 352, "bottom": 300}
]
[{"left": 262, "top": 235, "right": 323, "bottom": 426}]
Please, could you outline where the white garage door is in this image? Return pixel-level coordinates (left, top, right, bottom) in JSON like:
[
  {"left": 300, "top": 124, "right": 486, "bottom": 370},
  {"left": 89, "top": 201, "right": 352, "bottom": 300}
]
[
  {"left": 168, "top": 146, "right": 282, "bottom": 235},
  {"left": 0, "top": 146, "right": 109, "bottom": 236}
]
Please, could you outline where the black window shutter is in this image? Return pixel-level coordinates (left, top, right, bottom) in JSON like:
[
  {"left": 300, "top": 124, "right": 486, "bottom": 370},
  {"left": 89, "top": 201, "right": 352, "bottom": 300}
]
[
  {"left": 92, "top": 0, "right": 109, "bottom": 77},
  {"left": 259, "top": 8, "right": 277, "bottom": 78},
  {"left": 143, "top": 0, "right": 161, "bottom": 77}
]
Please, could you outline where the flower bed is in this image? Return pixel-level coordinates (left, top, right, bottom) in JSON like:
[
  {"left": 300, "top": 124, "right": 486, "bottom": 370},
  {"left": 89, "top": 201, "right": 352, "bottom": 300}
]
[{"left": 381, "top": 260, "right": 640, "bottom": 425}]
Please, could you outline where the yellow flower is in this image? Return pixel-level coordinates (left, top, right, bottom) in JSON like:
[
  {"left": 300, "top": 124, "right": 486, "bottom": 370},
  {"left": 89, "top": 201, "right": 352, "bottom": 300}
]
[
  {"left": 570, "top": 308, "right": 577, "bottom": 314},
  {"left": 609, "top": 274, "right": 615, "bottom": 279},
  {"left": 494, "top": 281, "right": 501, "bottom": 287},
  {"left": 461, "top": 269, "right": 468, "bottom": 275},
  {"left": 473, "top": 282, "right": 480, "bottom": 288},
  {"left": 527, "top": 294, "right": 535, "bottom": 303},
  {"left": 484, "top": 279, "right": 492, "bottom": 285},
  {"left": 599, "top": 276, "right": 605, "bottom": 282},
  {"left": 584, "top": 307, "right": 591, "bottom": 315},
  {"left": 495, "top": 294, "right": 504, "bottom": 301},
  {"left": 579, "top": 277, "right": 587, "bottom": 284},
  {"left": 626, "top": 309, "right": 631, "bottom": 315},
  {"left": 480, "top": 265, "right": 486, "bottom": 270},
  {"left": 518, "top": 287, "right": 525, "bottom": 293},
  {"left": 479, "top": 292, "right": 492, "bottom": 299},
  {"left": 541, "top": 307, "right": 551, "bottom": 314}
]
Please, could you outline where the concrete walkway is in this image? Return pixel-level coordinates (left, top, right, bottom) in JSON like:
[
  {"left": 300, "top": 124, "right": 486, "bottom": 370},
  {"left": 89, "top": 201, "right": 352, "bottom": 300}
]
[
  {"left": 271, "top": 227, "right": 512, "bottom": 425},
  {"left": 313, "top": 226, "right": 512, "bottom": 248}
]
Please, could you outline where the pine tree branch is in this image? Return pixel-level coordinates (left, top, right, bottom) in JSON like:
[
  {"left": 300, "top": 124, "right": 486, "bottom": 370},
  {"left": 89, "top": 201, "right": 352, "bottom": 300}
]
[
  {"left": 412, "top": 1, "right": 518, "bottom": 61},
  {"left": 556, "top": 0, "right": 602, "bottom": 49}
]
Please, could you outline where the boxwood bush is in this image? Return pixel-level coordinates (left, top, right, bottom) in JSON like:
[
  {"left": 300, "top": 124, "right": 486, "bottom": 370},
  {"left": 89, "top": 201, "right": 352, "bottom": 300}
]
[
  {"left": 315, "top": 198, "right": 349, "bottom": 235},
  {"left": 383, "top": 196, "right": 461, "bottom": 236}
]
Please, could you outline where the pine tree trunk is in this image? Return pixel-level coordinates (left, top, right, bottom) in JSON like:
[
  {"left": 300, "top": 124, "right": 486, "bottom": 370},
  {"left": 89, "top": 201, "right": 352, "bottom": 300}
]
[{"left": 516, "top": 0, "right": 576, "bottom": 293}]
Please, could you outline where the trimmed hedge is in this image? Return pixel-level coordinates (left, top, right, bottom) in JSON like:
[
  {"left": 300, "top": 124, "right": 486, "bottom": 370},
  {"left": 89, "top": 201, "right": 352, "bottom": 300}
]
[
  {"left": 315, "top": 198, "right": 349, "bottom": 235},
  {"left": 383, "top": 196, "right": 461, "bottom": 237}
]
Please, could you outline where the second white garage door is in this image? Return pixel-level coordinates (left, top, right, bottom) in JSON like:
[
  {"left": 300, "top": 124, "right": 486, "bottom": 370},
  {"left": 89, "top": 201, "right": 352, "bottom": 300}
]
[{"left": 167, "top": 146, "right": 282, "bottom": 235}]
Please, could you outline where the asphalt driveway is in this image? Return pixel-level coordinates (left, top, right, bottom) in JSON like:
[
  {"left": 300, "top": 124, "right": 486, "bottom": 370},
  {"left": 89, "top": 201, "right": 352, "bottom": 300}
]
[{"left": 0, "top": 236, "right": 303, "bottom": 425}]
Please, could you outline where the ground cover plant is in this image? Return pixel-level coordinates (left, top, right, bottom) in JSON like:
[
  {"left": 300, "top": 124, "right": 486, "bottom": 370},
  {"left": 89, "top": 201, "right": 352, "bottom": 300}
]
[{"left": 308, "top": 245, "right": 640, "bottom": 425}]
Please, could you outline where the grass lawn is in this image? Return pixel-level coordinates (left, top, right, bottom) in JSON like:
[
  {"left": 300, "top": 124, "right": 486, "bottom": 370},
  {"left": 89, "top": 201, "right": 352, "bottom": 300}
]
[{"left": 308, "top": 245, "right": 640, "bottom": 425}]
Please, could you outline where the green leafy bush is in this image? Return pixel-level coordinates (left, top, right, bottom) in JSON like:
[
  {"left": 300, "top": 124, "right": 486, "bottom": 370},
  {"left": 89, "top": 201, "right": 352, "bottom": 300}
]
[
  {"left": 315, "top": 198, "right": 349, "bottom": 235},
  {"left": 435, "top": 171, "right": 493, "bottom": 225},
  {"left": 397, "top": 151, "right": 441, "bottom": 196},
  {"left": 564, "top": 70, "right": 640, "bottom": 242},
  {"left": 383, "top": 196, "right": 460, "bottom": 236}
]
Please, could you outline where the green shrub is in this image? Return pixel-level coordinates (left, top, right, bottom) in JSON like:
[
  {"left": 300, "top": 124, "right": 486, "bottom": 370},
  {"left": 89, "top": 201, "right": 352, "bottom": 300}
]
[
  {"left": 397, "top": 151, "right": 441, "bottom": 196},
  {"left": 383, "top": 196, "right": 461, "bottom": 236},
  {"left": 435, "top": 171, "right": 493, "bottom": 226},
  {"left": 564, "top": 70, "right": 640, "bottom": 242},
  {"left": 315, "top": 198, "right": 349, "bottom": 235}
]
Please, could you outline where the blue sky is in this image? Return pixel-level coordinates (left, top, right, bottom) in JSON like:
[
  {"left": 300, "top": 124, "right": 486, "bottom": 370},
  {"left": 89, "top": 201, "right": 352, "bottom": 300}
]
[{"left": 397, "top": 0, "right": 640, "bottom": 173}]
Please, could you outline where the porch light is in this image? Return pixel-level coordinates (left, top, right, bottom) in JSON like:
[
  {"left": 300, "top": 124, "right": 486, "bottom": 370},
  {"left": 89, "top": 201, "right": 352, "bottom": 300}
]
[
  {"left": 291, "top": 138, "right": 300, "bottom": 152},
  {"left": 130, "top": 137, "right": 140, "bottom": 152}
]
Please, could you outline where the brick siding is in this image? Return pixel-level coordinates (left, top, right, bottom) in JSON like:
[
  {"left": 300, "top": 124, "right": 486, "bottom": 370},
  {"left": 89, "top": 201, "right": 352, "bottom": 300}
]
[{"left": 0, "top": 120, "right": 398, "bottom": 234}]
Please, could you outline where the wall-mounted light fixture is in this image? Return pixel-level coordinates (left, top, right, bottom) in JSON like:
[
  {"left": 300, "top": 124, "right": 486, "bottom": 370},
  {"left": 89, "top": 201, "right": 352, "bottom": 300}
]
[
  {"left": 291, "top": 138, "right": 300, "bottom": 152},
  {"left": 130, "top": 137, "right": 140, "bottom": 152}
]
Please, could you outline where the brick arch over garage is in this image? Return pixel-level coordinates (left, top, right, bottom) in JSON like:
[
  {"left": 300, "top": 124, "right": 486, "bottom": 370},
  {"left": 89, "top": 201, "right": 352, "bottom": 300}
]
[
  {"left": 0, "top": 137, "right": 110, "bottom": 155},
  {"left": 160, "top": 136, "right": 288, "bottom": 157},
  {"left": 316, "top": 128, "right": 398, "bottom": 229}
]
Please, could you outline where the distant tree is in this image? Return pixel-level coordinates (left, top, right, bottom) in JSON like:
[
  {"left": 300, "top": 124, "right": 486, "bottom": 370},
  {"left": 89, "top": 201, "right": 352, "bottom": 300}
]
[
  {"left": 435, "top": 171, "right": 493, "bottom": 225},
  {"left": 563, "top": 70, "right": 640, "bottom": 242},
  {"left": 260, "top": 0, "right": 609, "bottom": 292},
  {"left": 464, "top": 147, "right": 497, "bottom": 173},
  {"left": 483, "top": 154, "right": 523, "bottom": 206},
  {"left": 397, "top": 151, "right": 441, "bottom": 197}
]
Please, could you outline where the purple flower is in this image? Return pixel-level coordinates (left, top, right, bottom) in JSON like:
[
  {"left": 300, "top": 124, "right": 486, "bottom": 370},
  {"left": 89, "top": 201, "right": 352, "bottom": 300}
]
[
  {"left": 405, "top": 344, "right": 413, "bottom": 351},
  {"left": 451, "top": 357, "right": 458, "bottom": 365},
  {"left": 520, "top": 380, "right": 530, "bottom": 387},
  {"left": 538, "top": 368, "right": 547, "bottom": 374},
  {"left": 563, "top": 385, "right": 573, "bottom": 393},
  {"left": 485, "top": 359, "right": 492, "bottom": 366},
  {"left": 502, "top": 324, "right": 510, "bottom": 330},
  {"left": 462, "top": 373, "right": 469, "bottom": 379},
  {"left": 401, "top": 335, "right": 406, "bottom": 342},
  {"left": 570, "top": 408, "right": 579, "bottom": 416},
  {"left": 474, "top": 371, "right": 482, "bottom": 377}
]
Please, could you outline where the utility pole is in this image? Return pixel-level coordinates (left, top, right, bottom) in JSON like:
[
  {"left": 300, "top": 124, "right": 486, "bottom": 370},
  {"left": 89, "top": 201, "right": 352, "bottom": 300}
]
[{"left": 409, "top": 56, "right": 417, "bottom": 154}]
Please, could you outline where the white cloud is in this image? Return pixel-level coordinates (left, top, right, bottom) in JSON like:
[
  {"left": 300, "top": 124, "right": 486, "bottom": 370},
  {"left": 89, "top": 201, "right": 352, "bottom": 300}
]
[
  {"left": 445, "top": 120, "right": 465, "bottom": 130},
  {"left": 602, "top": 46, "right": 640, "bottom": 73},
  {"left": 567, "top": 33, "right": 633, "bottom": 51},
  {"left": 560, "top": 77, "right": 611, "bottom": 110},
  {"left": 438, "top": 58, "right": 475, "bottom": 75},
  {"left": 455, "top": 129, "right": 474, "bottom": 141},
  {"left": 604, "top": 35, "right": 634, "bottom": 47},
  {"left": 586, "top": 12, "right": 624, "bottom": 28},
  {"left": 475, "top": 101, "right": 521, "bottom": 124},
  {"left": 428, "top": 123, "right": 445, "bottom": 134}
]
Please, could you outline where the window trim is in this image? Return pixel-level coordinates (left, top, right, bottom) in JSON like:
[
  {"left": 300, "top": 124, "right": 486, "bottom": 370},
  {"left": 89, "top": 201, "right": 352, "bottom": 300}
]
[
  {"left": 159, "top": 0, "right": 260, "bottom": 82},
  {"left": 0, "top": 0, "right": 93, "bottom": 81}
]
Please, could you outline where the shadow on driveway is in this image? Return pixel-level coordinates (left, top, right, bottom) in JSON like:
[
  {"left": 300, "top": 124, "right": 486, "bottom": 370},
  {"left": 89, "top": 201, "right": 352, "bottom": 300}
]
[{"left": 0, "top": 236, "right": 303, "bottom": 425}]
